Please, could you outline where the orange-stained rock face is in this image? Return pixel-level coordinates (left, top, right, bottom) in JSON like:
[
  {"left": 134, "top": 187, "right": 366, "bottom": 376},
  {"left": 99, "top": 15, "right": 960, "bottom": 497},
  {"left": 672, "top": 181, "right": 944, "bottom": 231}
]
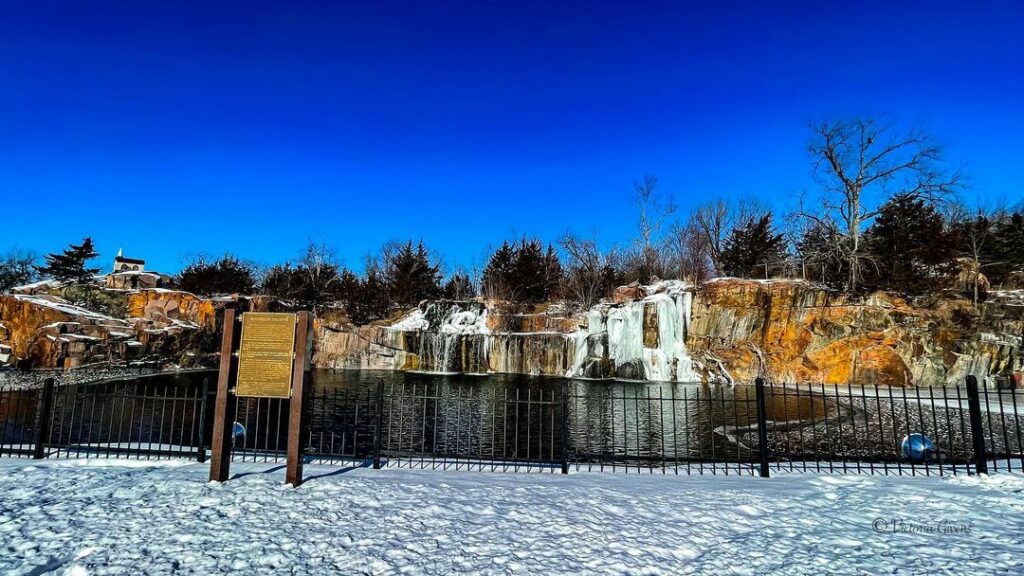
[
  {"left": 127, "top": 289, "right": 218, "bottom": 330},
  {"left": 686, "top": 279, "right": 1020, "bottom": 386},
  {"left": 0, "top": 295, "right": 83, "bottom": 362},
  {"left": 613, "top": 282, "right": 647, "bottom": 304},
  {"left": 1, "top": 291, "right": 222, "bottom": 369}
]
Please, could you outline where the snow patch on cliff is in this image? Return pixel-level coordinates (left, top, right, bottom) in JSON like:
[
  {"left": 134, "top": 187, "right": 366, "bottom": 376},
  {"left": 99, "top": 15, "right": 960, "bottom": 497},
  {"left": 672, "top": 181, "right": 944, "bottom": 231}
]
[
  {"left": 390, "top": 309, "right": 429, "bottom": 331},
  {"left": 390, "top": 304, "right": 489, "bottom": 335},
  {"left": 12, "top": 295, "right": 128, "bottom": 325}
]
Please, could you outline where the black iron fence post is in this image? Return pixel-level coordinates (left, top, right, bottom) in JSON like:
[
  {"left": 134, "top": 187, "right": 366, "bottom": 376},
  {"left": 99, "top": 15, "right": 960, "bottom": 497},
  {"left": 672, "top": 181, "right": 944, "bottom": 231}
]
[
  {"left": 373, "top": 378, "right": 384, "bottom": 470},
  {"left": 32, "top": 378, "right": 56, "bottom": 460},
  {"left": 966, "top": 375, "right": 988, "bottom": 475},
  {"left": 196, "top": 377, "right": 209, "bottom": 463},
  {"left": 560, "top": 381, "right": 569, "bottom": 475},
  {"left": 754, "top": 377, "right": 770, "bottom": 478}
]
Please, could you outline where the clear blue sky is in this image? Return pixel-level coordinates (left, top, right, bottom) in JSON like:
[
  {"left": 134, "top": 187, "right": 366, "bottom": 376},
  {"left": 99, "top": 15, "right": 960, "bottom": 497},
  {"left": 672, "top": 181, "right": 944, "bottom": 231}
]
[{"left": 2, "top": 1, "right": 1021, "bottom": 274}]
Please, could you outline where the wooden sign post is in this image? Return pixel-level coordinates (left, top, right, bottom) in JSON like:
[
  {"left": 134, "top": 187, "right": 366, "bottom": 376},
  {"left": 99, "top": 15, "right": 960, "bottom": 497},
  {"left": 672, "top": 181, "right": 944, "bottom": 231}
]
[
  {"left": 285, "top": 312, "right": 313, "bottom": 486},
  {"left": 209, "top": 309, "right": 313, "bottom": 486}
]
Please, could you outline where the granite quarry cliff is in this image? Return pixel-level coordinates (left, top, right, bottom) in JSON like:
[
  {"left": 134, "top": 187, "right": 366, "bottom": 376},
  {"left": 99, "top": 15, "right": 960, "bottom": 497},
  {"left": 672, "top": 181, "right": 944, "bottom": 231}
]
[
  {"left": 3, "top": 275, "right": 1022, "bottom": 387},
  {"left": 314, "top": 279, "right": 1023, "bottom": 387}
]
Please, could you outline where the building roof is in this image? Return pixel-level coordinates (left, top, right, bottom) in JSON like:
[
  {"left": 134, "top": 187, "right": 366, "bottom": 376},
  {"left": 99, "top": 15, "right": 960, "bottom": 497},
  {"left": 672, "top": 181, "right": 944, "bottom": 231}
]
[{"left": 114, "top": 256, "right": 145, "bottom": 265}]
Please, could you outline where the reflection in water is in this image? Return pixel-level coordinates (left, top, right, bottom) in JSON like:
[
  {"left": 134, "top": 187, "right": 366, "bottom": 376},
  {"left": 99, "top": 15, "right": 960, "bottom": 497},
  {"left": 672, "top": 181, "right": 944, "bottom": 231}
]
[{"left": 309, "top": 371, "right": 836, "bottom": 466}]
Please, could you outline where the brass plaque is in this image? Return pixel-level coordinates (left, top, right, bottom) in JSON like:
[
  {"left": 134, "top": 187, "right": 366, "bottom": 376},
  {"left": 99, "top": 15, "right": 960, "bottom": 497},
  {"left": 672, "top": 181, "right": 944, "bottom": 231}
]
[{"left": 236, "top": 312, "right": 296, "bottom": 398}]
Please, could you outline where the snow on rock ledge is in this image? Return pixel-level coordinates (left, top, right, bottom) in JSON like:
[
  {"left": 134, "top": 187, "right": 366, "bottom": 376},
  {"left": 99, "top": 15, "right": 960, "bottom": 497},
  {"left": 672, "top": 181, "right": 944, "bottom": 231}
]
[{"left": 0, "top": 292, "right": 210, "bottom": 369}]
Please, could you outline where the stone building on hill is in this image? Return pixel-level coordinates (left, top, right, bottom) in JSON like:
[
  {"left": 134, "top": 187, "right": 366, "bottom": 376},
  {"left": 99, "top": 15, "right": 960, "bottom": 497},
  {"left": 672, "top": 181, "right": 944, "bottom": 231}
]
[{"left": 112, "top": 249, "right": 145, "bottom": 273}]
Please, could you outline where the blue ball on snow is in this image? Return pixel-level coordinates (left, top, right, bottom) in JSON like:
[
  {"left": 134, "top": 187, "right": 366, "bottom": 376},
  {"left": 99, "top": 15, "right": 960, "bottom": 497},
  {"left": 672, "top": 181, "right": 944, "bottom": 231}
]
[{"left": 901, "top": 433, "right": 935, "bottom": 462}]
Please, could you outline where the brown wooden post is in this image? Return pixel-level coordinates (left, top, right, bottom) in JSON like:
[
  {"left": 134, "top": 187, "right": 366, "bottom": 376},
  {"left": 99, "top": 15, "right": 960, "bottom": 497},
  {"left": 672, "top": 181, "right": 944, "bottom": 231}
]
[
  {"left": 209, "top": 308, "right": 241, "bottom": 482},
  {"left": 285, "top": 311, "right": 313, "bottom": 487}
]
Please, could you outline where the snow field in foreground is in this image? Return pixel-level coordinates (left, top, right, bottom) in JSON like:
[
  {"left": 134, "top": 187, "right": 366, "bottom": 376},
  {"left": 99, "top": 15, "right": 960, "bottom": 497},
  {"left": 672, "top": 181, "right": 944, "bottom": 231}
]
[{"left": 1, "top": 459, "right": 1023, "bottom": 575}]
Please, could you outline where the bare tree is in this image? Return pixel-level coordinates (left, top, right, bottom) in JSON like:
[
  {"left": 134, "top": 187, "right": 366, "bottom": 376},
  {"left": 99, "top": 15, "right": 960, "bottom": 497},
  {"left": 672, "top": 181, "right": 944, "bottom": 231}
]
[
  {"left": 687, "top": 197, "right": 767, "bottom": 276},
  {"left": 789, "top": 211, "right": 850, "bottom": 288},
  {"left": 298, "top": 240, "right": 343, "bottom": 314},
  {"left": 948, "top": 203, "right": 1007, "bottom": 306},
  {"left": 0, "top": 249, "right": 38, "bottom": 293},
  {"left": 666, "top": 221, "right": 712, "bottom": 284},
  {"left": 808, "top": 118, "right": 960, "bottom": 291},
  {"left": 632, "top": 174, "right": 676, "bottom": 282},
  {"left": 559, "top": 233, "right": 613, "bottom": 309}
]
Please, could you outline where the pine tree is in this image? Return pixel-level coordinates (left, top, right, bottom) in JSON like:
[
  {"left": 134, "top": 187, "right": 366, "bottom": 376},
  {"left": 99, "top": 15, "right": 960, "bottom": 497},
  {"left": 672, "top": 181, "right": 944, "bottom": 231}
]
[
  {"left": 177, "top": 254, "right": 256, "bottom": 296},
  {"left": 261, "top": 263, "right": 299, "bottom": 299},
  {"left": 442, "top": 272, "right": 476, "bottom": 300},
  {"left": 482, "top": 241, "right": 517, "bottom": 299},
  {"left": 345, "top": 267, "right": 391, "bottom": 325},
  {"left": 797, "top": 220, "right": 849, "bottom": 289},
  {"left": 36, "top": 237, "right": 100, "bottom": 284},
  {"left": 863, "top": 194, "right": 953, "bottom": 295},
  {"left": 482, "top": 239, "right": 562, "bottom": 303},
  {"left": 720, "top": 215, "right": 787, "bottom": 278},
  {"left": 383, "top": 241, "right": 442, "bottom": 307},
  {"left": 260, "top": 242, "right": 345, "bottom": 315},
  {"left": 990, "top": 212, "right": 1024, "bottom": 286}
]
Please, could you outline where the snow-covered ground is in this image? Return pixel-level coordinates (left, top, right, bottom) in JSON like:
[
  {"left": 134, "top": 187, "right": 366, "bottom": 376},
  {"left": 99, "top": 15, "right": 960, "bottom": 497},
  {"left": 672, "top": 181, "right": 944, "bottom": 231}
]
[{"left": 1, "top": 459, "right": 1023, "bottom": 575}]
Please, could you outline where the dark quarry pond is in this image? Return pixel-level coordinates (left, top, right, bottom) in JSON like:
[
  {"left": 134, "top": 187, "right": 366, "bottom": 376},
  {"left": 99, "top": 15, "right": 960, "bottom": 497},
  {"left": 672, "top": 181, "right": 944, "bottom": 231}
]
[
  {"left": 308, "top": 371, "right": 1007, "bottom": 468},
  {"left": 2, "top": 369, "right": 1021, "bottom": 468}
]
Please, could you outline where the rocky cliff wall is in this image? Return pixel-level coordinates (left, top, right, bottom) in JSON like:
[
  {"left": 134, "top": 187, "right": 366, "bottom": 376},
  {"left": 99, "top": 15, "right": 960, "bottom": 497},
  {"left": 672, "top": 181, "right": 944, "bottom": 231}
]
[
  {"left": 0, "top": 290, "right": 225, "bottom": 370},
  {"left": 687, "top": 279, "right": 1021, "bottom": 386},
  {"left": 313, "top": 279, "right": 1023, "bottom": 386},
  {"left": 5, "top": 278, "right": 1021, "bottom": 385}
]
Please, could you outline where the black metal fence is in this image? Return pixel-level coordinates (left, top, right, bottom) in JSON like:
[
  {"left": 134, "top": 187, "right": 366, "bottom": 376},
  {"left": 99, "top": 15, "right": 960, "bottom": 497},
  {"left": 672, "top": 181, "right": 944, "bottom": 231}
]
[
  {"left": 0, "top": 373, "right": 211, "bottom": 461},
  {"left": 2, "top": 372, "right": 1022, "bottom": 477}
]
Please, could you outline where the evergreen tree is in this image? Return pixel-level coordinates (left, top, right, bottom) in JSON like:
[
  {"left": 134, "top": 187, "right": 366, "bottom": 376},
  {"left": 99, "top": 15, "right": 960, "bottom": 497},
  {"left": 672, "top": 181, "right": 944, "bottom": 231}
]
[
  {"left": 482, "top": 239, "right": 562, "bottom": 303},
  {"left": 442, "top": 272, "right": 476, "bottom": 300},
  {"left": 720, "top": 215, "right": 787, "bottom": 278},
  {"left": 261, "top": 263, "right": 299, "bottom": 299},
  {"left": 482, "top": 241, "right": 517, "bottom": 299},
  {"left": 177, "top": 254, "right": 256, "bottom": 296},
  {"left": 863, "top": 194, "right": 953, "bottom": 295},
  {"left": 797, "top": 220, "right": 849, "bottom": 289},
  {"left": 335, "top": 269, "right": 362, "bottom": 305},
  {"left": 990, "top": 212, "right": 1024, "bottom": 286},
  {"left": 262, "top": 242, "right": 345, "bottom": 315},
  {"left": 345, "top": 267, "right": 391, "bottom": 325},
  {"left": 383, "top": 241, "right": 442, "bottom": 307},
  {"left": 514, "top": 241, "right": 562, "bottom": 303},
  {"left": 36, "top": 237, "right": 100, "bottom": 284}
]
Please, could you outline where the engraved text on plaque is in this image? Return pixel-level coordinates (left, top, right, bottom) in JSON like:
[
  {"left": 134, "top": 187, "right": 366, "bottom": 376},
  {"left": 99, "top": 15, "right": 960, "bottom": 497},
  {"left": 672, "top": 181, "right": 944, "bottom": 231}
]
[{"left": 236, "top": 312, "right": 296, "bottom": 398}]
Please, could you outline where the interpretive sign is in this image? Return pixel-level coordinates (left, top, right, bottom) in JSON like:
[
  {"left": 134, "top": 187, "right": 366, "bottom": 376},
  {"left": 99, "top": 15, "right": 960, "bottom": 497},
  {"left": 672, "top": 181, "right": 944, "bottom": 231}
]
[
  {"left": 236, "top": 312, "right": 296, "bottom": 398},
  {"left": 211, "top": 309, "right": 313, "bottom": 486}
]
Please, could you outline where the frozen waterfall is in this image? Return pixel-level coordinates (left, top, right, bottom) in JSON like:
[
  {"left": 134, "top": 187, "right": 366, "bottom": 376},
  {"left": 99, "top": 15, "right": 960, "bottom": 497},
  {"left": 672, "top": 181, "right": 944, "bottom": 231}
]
[
  {"left": 386, "top": 284, "right": 699, "bottom": 381},
  {"left": 568, "top": 286, "right": 699, "bottom": 382},
  {"left": 392, "top": 302, "right": 489, "bottom": 374}
]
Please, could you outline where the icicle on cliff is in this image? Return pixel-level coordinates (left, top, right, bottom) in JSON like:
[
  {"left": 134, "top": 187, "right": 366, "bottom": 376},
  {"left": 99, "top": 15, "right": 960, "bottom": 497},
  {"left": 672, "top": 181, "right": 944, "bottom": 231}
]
[{"left": 569, "top": 282, "right": 699, "bottom": 381}]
